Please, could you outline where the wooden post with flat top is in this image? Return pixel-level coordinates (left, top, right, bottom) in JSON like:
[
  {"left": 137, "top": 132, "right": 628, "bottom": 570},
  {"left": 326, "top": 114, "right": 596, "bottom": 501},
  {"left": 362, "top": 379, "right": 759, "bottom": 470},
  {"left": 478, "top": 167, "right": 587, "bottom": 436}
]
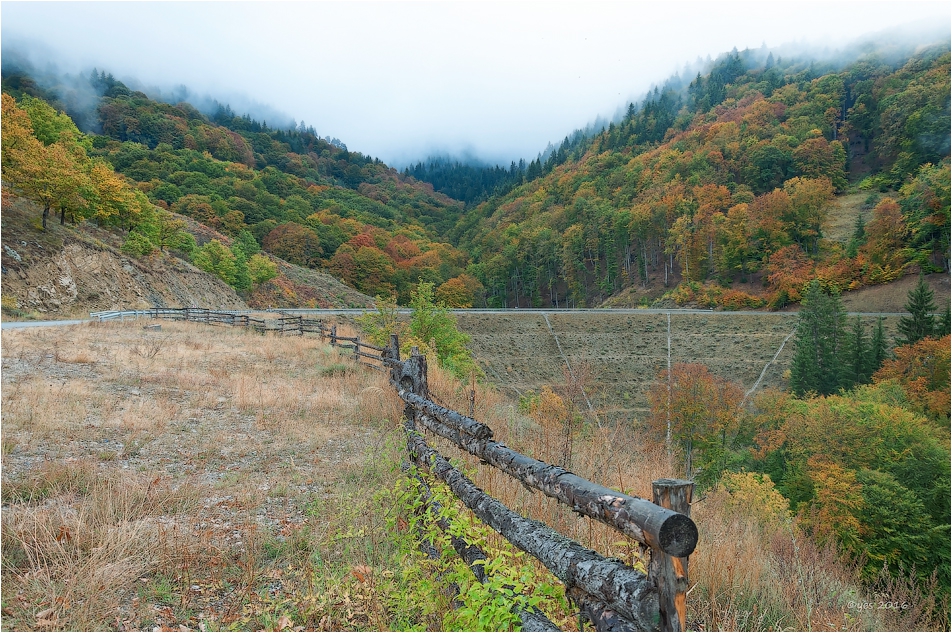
[{"left": 650, "top": 478, "right": 694, "bottom": 632}]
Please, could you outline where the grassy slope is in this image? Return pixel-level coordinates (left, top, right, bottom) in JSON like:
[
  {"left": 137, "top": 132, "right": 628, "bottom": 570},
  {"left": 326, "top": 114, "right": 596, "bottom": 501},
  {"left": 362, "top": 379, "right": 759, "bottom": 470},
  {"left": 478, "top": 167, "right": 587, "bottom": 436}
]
[{"left": 456, "top": 311, "right": 903, "bottom": 418}]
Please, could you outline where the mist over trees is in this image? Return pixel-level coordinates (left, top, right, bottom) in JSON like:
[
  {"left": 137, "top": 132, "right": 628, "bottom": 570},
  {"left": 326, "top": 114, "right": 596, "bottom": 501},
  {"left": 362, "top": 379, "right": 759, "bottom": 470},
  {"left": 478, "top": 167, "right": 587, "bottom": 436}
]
[{"left": 451, "top": 39, "right": 949, "bottom": 308}]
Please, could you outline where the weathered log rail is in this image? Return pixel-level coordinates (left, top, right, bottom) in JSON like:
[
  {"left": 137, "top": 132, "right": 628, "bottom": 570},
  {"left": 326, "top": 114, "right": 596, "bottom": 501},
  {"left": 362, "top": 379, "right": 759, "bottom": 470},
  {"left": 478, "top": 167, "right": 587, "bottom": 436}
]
[
  {"left": 90, "top": 308, "right": 696, "bottom": 630},
  {"left": 373, "top": 335, "right": 697, "bottom": 631}
]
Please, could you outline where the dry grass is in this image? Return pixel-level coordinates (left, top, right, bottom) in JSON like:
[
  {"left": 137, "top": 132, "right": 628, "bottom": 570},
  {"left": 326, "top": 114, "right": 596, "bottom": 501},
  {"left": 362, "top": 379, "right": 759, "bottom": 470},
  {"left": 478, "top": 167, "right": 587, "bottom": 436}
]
[
  {"left": 3, "top": 318, "right": 944, "bottom": 631},
  {"left": 1, "top": 319, "right": 401, "bottom": 631},
  {"left": 418, "top": 356, "right": 946, "bottom": 632}
]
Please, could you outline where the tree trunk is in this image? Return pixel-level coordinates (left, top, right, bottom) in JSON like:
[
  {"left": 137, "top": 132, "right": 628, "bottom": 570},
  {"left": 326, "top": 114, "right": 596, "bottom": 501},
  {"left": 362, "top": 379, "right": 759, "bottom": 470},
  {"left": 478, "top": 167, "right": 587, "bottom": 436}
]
[{"left": 42, "top": 204, "right": 50, "bottom": 230}]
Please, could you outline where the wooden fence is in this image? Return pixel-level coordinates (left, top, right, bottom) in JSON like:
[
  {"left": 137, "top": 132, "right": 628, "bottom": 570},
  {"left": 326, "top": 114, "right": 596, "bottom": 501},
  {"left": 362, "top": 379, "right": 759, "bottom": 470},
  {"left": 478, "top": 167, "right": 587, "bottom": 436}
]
[
  {"left": 91, "top": 308, "right": 388, "bottom": 369},
  {"left": 366, "top": 334, "right": 698, "bottom": 632},
  {"left": 92, "top": 308, "right": 698, "bottom": 631}
]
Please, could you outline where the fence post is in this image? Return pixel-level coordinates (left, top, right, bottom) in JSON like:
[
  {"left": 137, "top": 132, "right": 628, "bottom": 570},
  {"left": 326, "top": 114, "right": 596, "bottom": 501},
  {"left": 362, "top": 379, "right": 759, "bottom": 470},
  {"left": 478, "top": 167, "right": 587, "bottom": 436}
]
[
  {"left": 650, "top": 478, "right": 694, "bottom": 632},
  {"left": 298, "top": 316, "right": 303, "bottom": 336},
  {"left": 384, "top": 333, "right": 401, "bottom": 383},
  {"left": 469, "top": 371, "right": 477, "bottom": 418},
  {"left": 403, "top": 347, "right": 428, "bottom": 431},
  {"left": 330, "top": 325, "right": 337, "bottom": 347},
  {"left": 354, "top": 335, "right": 360, "bottom": 364}
]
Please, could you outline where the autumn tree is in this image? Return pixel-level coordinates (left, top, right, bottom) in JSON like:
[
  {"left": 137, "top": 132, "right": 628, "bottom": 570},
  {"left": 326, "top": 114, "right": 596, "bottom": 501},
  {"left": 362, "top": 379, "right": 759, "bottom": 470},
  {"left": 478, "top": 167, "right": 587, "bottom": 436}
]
[
  {"left": 750, "top": 383, "right": 950, "bottom": 590},
  {"left": 1, "top": 93, "right": 39, "bottom": 173},
  {"left": 435, "top": 273, "right": 484, "bottom": 308},
  {"left": 2, "top": 95, "right": 90, "bottom": 229},
  {"left": 782, "top": 177, "right": 834, "bottom": 255},
  {"left": 351, "top": 246, "right": 396, "bottom": 297},
  {"left": 87, "top": 159, "right": 136, "bottom": 227},
  {"left": 859, "top": 199, "right": 909, "bottom": 281},
  {"left": 801, "top": 456, "right": 864, "bottom": 550},
  {"left": 521, "top": 386, "right": 573, "bottom": 466},
  {"left": 155, "top": 211, "right": 196, "bottom": 253},
  {"left": 874, "top": 334, "right": 951, "bottom": 420},
  {"left": 247, "top": 254, "right": 278, "bottom": 287},
  {"left": 647, "top": 362, "right": 744, "bottom": 481},
  {"left": 262, "top": 222, "right": 321, "bottom": 268},
  {"left": 12, "top": 141, "right": 91, "bottom": 230}
]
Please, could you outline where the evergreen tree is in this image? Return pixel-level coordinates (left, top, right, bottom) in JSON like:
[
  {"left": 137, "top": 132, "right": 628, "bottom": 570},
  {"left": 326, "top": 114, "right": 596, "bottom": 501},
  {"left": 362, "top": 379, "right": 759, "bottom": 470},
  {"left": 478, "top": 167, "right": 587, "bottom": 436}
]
[
  {"left": 790, "top": 280, "right": 847, "bottom": 396},
  {"left": 896, "top": 274, "right": 938, "bottom": 346},
  {"left": 845, "top": 212, "right": 866, "bottom": 258},
  {"left": 869, "top": 316, "right": 889, "bottom": 374},
  {"left": 842, "top": 315, "right": 871, "bottom": 388}
]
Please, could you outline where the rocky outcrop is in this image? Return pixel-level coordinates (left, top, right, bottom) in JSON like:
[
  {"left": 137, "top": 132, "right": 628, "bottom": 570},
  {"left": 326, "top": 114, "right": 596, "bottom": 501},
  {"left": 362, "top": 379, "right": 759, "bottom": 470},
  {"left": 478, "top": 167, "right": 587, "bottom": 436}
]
[{"left": 2, "top": 239, "right": 246, "bottom": 314}]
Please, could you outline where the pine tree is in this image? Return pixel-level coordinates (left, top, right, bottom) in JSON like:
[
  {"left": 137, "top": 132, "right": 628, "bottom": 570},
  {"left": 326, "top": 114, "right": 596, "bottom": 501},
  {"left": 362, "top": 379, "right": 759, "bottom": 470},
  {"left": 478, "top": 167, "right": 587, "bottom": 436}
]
[
  {"left": 842, "top": 315, "right": 870, "bottom": 388},
  {"left": 790, "top": 280, "right": 848, "bottom": 396},
  {"left": 869, "top": 316, "right": 889, "bottom": 375},
  {"left": 896, "top": 274, "right": 938, "bottom": 346}
]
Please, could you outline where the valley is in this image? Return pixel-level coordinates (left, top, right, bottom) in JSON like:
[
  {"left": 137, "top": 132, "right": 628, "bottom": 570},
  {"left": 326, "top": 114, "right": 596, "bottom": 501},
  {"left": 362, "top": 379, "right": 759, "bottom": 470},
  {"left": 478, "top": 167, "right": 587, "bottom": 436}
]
[{"left": 1, "top": 20, "right": 949, "bottom": 632}]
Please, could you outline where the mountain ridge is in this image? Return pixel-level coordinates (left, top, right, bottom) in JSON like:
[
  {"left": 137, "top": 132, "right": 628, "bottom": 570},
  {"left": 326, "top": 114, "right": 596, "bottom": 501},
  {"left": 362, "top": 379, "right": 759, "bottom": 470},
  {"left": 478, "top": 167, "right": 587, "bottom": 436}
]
[{"left": 2, "top": 33, "right": 949, "bottom": 313}]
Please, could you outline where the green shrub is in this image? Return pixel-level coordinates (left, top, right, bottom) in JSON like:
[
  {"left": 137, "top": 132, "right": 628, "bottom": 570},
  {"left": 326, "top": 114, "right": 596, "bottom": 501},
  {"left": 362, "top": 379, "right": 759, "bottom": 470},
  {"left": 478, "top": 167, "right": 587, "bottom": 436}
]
[{"left": 120, "top": 231, "right": 156, "bottom": 257}]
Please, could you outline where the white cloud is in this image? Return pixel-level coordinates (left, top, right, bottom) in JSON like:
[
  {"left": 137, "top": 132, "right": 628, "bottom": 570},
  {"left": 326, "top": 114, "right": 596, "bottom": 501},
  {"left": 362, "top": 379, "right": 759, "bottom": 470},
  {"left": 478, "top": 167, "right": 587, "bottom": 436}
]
[{"left": 3, "top": 1, "right": 948, "bottom": 165}]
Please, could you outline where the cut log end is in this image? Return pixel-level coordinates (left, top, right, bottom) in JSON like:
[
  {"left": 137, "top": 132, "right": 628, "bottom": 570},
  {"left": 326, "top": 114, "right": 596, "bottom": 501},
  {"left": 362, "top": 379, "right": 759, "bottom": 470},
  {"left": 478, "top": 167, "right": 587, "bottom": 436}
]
[{"left": 657, "top": 513, "right": 699, "bottom": 558}]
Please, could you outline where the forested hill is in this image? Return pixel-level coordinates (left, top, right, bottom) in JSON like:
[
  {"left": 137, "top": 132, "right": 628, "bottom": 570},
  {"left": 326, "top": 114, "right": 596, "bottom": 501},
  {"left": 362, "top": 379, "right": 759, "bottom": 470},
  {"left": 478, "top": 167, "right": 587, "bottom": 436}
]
[
  {"left": 451, "top": 40, "right": 950, "bottom": 309},
  {"left": 2, "top": 35, "right": 949, "bottom": 311},
  {"left": 2, "top": 67, "right": 473, "bottom": 305}
]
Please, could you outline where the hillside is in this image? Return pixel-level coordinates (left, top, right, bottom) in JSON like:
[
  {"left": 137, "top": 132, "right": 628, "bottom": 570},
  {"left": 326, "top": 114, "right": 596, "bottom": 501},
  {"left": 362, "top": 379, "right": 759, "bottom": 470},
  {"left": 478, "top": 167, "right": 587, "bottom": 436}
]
[
  {"left": 0, "top": 193, "right": 244, "bottom": 316},
  {"left": 450, "top": 40, "right": 950, "bottom": 309},
  {"left": 1, "top": 67, "right": 474, "bottom": 306},
  {"left": 0, "top": 192, "right": 372, "bottom": 318},
  {"left": 3, "top": 36, "right": 948, "bottom": 313}
]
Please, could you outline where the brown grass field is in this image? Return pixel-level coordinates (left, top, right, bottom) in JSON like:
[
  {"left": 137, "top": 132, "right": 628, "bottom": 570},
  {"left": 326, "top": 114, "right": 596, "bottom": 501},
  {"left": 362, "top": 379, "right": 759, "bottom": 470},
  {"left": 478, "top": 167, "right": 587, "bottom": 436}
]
[{"left": 1, "top": 318, "right": 939, "bottom": 631}]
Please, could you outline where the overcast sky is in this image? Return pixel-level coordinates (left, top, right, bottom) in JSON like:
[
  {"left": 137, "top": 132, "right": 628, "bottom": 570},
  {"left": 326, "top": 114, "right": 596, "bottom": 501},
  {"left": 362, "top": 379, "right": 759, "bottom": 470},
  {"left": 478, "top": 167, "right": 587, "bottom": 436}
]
[{"left": 2, "top": 1, "right": 949, "bottom": 166}]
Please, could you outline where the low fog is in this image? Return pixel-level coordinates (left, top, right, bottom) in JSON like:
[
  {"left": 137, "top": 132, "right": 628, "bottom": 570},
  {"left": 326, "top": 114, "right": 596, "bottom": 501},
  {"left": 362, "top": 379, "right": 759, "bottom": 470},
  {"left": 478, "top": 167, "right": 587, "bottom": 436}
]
[{"left": 2, "top": 1, "right": 949, "bottom": 167}]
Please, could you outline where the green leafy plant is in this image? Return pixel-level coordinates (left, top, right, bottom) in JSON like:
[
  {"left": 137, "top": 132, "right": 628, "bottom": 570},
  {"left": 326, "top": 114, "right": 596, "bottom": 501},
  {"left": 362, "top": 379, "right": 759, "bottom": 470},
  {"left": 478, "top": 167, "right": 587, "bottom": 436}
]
[{"left": 383, "top": 467, "right": 566, "bottom": 632}]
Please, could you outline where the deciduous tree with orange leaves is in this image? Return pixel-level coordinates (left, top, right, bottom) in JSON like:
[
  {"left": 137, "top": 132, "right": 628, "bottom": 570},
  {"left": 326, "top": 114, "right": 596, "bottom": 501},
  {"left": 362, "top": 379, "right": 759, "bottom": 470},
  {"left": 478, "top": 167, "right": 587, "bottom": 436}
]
[
  {"left": 647, "top": 362, "right": 744, "bottom": 481},
  {"left": 874, "top": 334, "right": 951, "bottom": 421}
]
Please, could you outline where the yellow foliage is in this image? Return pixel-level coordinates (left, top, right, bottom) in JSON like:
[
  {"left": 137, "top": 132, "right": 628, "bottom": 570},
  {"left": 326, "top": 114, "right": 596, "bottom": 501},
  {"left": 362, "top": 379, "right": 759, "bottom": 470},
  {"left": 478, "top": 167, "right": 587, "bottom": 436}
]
[
  {"left": 717, "top": 471, "right": 791, "bottom": 530},
  {"left": 802, "top": 456, "right": 864, "bottom": 547},
  {"left": 528, "top": 386, "right": 569, "bottom": 432}
]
